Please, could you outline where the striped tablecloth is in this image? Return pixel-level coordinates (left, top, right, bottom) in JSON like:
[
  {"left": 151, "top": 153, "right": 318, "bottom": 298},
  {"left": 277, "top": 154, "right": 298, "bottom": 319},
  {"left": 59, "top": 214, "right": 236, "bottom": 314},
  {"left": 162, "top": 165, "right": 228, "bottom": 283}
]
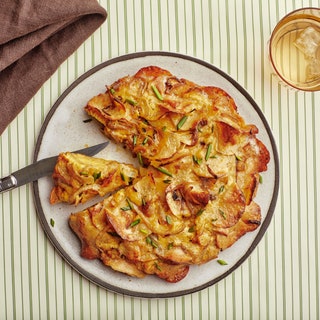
[{"left": 1, "top": 0, "right": 319, "bottom": 319}]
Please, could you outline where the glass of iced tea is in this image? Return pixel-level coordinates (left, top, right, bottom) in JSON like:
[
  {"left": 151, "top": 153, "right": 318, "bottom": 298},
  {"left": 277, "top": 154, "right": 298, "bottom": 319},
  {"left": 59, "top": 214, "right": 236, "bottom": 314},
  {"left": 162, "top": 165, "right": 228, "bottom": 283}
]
[{"left": 269, "top": 8, "right": 320, "bottom": 91}]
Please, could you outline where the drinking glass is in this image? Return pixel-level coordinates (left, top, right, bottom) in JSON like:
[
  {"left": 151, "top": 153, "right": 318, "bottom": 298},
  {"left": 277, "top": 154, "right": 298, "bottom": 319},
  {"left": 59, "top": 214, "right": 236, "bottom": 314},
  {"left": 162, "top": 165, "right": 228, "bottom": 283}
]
[{"left": 269, "top": 8, "right": 320, "bottom": 91}]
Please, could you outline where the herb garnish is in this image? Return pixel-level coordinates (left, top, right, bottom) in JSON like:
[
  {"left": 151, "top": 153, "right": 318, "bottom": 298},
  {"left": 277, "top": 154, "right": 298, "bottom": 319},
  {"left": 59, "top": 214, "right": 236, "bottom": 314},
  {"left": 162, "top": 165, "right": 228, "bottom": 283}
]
[
  {"left": 129, "top": 219, "right": 141, "bottom": 227},
  {"left": 259, "top": 174, "right": 263, "bottom": 184},
  {"left": 93, "top": 171, "right": 101, "bottom": 181},
  {"left": 126, "top": 98, "right": 137, "bottom": 106},
  {"left": 166, "top": 215, "right": 172, "bottom": 224},
  {"left": 137, "top": 152, "right": 144, "bottom": 166},
  {"left": 219, "top": 209, "right": 226, "bottom": 219},
  {"left": 121, "top": 198, "right": 134, "bottom": 211},
  {"left": 196, "top": 208, "right": 205, "bottom": 216},
  {"left": 133, "top": 135, "right": 138, "bottom": 146},
  {"left": 151, "top": 84, "right": 163, "bottom": 101},
  {"left": 142, "top": 137, "right": 149, "bottom": 145},
  {"left": 177, "top": 115, "right": 188, "bottom": 130},
  {"left": 193, "top": 155, "right": 202, "bottom": 165},
  {"left": 121, "top": 206, "right": 131, "bottom": 211},
  {"left": 156, "top": 166, "right": 173, "bottom": 177},
  {"left": 126, "top": 198, "right": 134, "bottom": 210},
  {"left": 205, "top": 143, "right": 212, "bottom": 161},
  {"left": 146, "top": 236, "right": 158, "bottom": 248},
  {"left": 154, "top": 262, "right": 162, "bottom": 271},
  {"left": 217, "top": 259, "right": 228, "bottom": 265}
]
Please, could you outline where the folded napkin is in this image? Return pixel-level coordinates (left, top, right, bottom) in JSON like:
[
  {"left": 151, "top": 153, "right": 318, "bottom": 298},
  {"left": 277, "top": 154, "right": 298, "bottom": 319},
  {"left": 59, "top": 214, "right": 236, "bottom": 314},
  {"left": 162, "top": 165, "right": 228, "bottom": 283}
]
[{"left": 0, "top": 0, "right": 107, "bottom": 135}]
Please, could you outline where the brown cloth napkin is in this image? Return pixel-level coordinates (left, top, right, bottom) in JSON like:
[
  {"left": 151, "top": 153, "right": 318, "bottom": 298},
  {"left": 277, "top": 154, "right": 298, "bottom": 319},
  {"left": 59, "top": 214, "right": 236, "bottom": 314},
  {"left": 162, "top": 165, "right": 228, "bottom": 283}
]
[{"left": 0, "top": 0, "right": 107, "bottom": 135}]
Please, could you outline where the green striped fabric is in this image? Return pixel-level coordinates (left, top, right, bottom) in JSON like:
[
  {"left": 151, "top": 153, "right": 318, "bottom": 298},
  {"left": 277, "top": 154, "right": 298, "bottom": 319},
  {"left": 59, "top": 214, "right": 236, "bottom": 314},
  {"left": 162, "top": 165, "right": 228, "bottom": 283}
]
[{"left": 1, "top": 0, "right": 320, "bottom": 318}]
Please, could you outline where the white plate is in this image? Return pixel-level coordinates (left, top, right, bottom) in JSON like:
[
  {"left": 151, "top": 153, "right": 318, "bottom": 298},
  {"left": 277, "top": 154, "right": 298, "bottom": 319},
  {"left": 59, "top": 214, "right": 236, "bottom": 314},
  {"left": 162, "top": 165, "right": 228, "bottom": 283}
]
[{"left": 33, "top": 52, "right": 279, "bottom": 298}]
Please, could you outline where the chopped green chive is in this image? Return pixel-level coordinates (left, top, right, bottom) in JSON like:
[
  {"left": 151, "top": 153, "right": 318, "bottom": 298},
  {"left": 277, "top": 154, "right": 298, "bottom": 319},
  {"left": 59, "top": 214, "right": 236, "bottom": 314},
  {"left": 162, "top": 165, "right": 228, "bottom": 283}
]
[
  {"left": 142, "top": 137, "right": 149, "bottom": 145},
  {"left": 193, "top": 155, "right": 202, "bottom": 165},
  {"left": 205, "top": 143, "right": 212, "bottom": 161},
  {"left": 151, "top": 84, "right": 164, "bottom": 101},
  {"left": 141, "top": 197, "right": 146, "bottom": 206},
  {"left": 219, "top": 209, "right": 226, "bottom": 219},
  {"left": 151, "top": 240, "right": 158, "bottom": 248},
  {"left": 218, "top": 185, "right": 225, "bottom": 194},
  {"left": 259, "top": 174, "right": 263, "bottom": 184},
  {"left": 121, "top": 198, "right": 134, "bottom": 211},
  {"left": 121, "top": 206, "right": 131, "bottom": 211},
  {"left": 83, "top": 118, "right": 92, "bottom": 123},
  {"left": 133, "top": 135, "right": 138, "bottom": 146},
  {"left": 120, "top": 171, "right": 126, "bottom": 182},
  {"left": 163, "top": 179, "right": 172, "bottom": 184},
  {"left": 146, "top": 236, "right": 158, "bottom": 248},
  {"left": 177, "top": 115, "right": 188, "bottom": 130},
  {"left": 188, "top": 226, "right": 195, "bottom": 232},
  {"left": 166, "top": 215, "right": 172, "bottom": 224},
  {"left": 137, "top": 152, "right": 144, "bottom": 166},
  {"left": 140, "top": 229, "right": 148, "bottom": 235},
  {"left": 217, "top": 259, "right": 228, "bottom": 265},
  {"left": 196, "top": 208, "right": 205, "bottom": 216},
  {"left": 146, "top": 236, "right": 152, "bottom": 245},
  {"left": 50, "top": 218, "right": 55, "bottom": 227},
  {"left": 129, "top": 219, "right": 141, "bottom": 227},
  {"left": 125, "top": 98, "right": 137, "bottom": 106},
  {"left": 154, "top": 262, "right": 162, "bottom": 271},
  {"left": 235, "top": 154, "right": 242, "bottom": 161},
  {"left": 80, "top": 172, "right": 89, "bottom": 177},
  {"left": 167, "top": 242, "right": 174, "bottom": 250},
  {"left": 126, "top": 198, "right": 134, "bottom": 210},
  {"left": 109, "top": 88, "right": 115, "bottom": 95},
  {"left": 93, "top": 171, "right": 101, "bottom": 181},
  {"left": 156, "top": 167, "right": 173, "bottom": 177}
]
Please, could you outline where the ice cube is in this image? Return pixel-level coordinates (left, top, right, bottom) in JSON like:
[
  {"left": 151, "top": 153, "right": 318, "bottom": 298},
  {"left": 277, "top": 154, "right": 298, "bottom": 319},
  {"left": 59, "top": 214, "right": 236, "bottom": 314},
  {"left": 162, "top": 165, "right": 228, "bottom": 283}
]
[
  {"left": 306, "top": 58, "right": 320, "bottom": 81},
  {"left": 294, "top": 26, "right": 320, "bottom": 58}
]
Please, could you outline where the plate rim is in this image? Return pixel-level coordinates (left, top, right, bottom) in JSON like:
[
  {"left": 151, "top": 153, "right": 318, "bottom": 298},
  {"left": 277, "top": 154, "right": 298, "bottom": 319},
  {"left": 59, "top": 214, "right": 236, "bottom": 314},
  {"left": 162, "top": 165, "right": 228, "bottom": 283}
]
[{"left": 32, "top": 51, "right": 279, "bottom": 298}]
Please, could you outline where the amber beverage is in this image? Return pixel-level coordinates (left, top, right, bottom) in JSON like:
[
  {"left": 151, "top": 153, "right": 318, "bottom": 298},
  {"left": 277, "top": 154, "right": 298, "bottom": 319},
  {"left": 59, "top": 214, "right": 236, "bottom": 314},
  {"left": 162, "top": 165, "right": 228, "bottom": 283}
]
[{"left": 269, "top": 8, "right": 320, "bottom": 91}]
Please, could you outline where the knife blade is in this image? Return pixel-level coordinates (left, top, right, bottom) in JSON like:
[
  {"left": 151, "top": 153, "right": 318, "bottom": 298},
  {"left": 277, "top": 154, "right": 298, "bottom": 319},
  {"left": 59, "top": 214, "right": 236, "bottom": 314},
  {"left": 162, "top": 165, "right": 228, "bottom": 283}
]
[{"left": 0, "top": 141, "right": 109, "bottom": 193}]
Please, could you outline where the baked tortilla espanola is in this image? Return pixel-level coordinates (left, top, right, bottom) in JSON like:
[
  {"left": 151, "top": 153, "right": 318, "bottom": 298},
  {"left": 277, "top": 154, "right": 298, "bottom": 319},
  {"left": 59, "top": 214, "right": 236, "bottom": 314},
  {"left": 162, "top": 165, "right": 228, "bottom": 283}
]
[{"left": 51, "top": 66, "right": 270, "bottom": 283}]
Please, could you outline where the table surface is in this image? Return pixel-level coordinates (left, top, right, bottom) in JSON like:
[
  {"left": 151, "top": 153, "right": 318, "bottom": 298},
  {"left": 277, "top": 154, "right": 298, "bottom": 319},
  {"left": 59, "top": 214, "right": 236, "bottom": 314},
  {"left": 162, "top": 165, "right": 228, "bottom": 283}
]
[{"left": 1, "top": 0, "right": 320, "bottom": 319}]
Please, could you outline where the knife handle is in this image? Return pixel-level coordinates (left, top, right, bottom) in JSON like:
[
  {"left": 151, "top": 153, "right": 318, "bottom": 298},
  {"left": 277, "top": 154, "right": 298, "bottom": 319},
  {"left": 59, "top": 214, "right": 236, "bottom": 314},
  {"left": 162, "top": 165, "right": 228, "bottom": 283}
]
[{"left": 0, "top": 175, "right": 18, "bottom": 193}]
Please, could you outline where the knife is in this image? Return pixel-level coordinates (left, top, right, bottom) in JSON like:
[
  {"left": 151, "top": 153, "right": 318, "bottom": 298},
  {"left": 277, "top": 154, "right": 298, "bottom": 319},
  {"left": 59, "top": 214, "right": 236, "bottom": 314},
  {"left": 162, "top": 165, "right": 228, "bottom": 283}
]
[{"left": 0, "top": 141, "right": 109, "bottom": 193}]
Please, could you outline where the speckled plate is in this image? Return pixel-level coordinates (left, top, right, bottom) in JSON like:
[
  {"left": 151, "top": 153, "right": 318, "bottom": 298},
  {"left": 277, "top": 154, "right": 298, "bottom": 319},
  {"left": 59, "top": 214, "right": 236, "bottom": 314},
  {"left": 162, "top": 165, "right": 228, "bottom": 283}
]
[{"left": 33, "top": 51, "right": 279, "bottom": 298}]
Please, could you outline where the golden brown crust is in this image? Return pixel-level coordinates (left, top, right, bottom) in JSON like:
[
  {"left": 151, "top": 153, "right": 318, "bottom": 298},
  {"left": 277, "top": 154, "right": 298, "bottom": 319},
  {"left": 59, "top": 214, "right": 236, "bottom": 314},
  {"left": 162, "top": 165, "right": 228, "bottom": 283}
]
[
  {"left": 216, "top": 201, "right": 262, "bottom": 250},
  {"left": 65, "top": 66, "right": 270, "bottom": 282}
]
